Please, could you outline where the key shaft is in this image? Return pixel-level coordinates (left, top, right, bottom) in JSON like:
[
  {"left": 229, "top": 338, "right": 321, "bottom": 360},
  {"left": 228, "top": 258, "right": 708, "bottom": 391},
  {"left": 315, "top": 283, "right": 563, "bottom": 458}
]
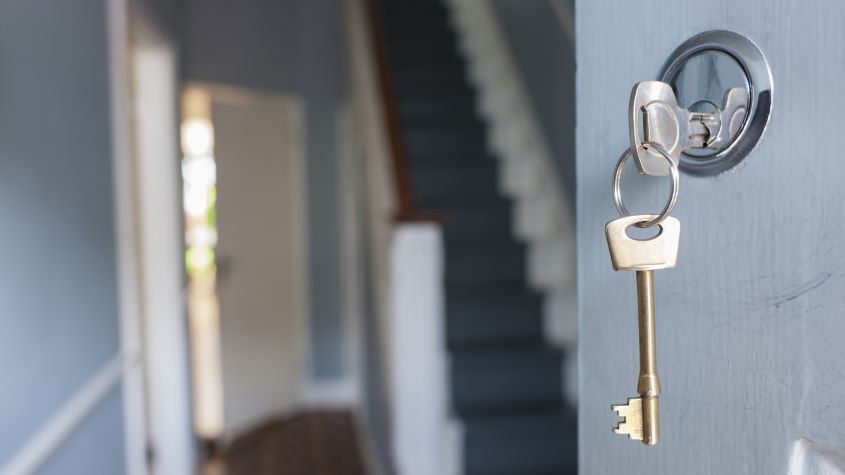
[{"left": 636, "top": 270, "right": 660, "bottom": 445}]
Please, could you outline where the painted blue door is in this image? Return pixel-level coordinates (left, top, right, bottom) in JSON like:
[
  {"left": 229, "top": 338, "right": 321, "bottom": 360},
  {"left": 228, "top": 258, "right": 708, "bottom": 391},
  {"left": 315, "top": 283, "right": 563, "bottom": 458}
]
[{"left": 577, "top": 2, "right": 845, "bottom": 473}]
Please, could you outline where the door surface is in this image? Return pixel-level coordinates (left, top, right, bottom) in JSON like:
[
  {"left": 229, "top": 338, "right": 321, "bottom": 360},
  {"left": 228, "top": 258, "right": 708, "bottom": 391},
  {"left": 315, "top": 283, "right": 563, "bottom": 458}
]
[
  {"left": 212, "top": 91, "right": 305, "bottom": 439},
  {"left": 577, "top": 2, "right": 845, "bottom": 473}
]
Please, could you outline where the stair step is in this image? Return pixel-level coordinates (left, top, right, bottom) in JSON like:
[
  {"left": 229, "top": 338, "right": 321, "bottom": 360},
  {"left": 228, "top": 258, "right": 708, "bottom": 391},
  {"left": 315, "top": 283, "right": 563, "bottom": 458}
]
[
  {"left": 394, "top": 76, "right": 473, "bottom": 97},
  {"left": 390, "top": 62, "right": 466, "bottom": 82},
  {"left": 383, "top": 18, "right": 454, "bottom": 36},
  {"left": 440, "top": 201, "right": 513, "bottom": 244},
  {"left": 406, "top": 149, "right": 496, "bottom": 166},
  {"left": 451, "top": 347, "right": 563, "bottom": 414},
  {"left": 387, "top": 49, "right": 465, "bottom": 70},
  {"left": 382, "top": 0, "right": 448, "bottom": 19},
  {"left": 401, "top": 126, "right": 487, "bottom": 158},
  {"left": 386, "top": 37, "right": 457, "bottom": 57},
  {"left": 446, "top": 290, "right": 543, "bottom": 349},
  {"left": 411, "top": 163, "right": 499, "bottom": 207},
  {"left": 398, "top": 94, "right": 477, "bottom": 121},
  {"left": 399, "top": 109, "right": 480, "bottom": 129},
  {"left": 383, "top": 14, "right": 448, "bottom": 26},
  {"left": 445, "top": 242, "right": 526, "bottom": 287},
  {"left": 463, "top": 409, "right": 577, "bottom": 475},
  {"left": 393, "top": 78, "right": 470, "bottom": 98}
]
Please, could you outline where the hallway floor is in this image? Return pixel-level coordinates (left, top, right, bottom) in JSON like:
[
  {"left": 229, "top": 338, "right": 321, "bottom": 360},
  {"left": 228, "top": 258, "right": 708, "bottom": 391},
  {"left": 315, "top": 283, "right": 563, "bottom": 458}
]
[{"left": 200, "top": 411, "right": 367, "bottom": 475}]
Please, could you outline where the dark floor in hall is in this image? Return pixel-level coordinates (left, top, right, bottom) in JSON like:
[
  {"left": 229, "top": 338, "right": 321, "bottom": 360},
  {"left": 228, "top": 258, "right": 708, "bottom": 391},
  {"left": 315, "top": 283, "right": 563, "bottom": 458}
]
[{"left": 201, "top": 411, "right": 367, "bottom": 475}]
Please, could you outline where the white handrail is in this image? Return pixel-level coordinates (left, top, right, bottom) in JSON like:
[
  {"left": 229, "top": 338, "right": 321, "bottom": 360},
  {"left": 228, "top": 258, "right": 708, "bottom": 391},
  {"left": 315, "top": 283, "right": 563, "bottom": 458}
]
[{"left": 1, "top": 353, "right": 139, "bottom": 475}]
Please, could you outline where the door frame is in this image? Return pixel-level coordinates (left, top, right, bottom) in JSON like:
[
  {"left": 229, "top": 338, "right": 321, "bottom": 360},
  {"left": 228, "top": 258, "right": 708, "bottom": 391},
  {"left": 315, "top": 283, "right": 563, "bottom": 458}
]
[{"left": 115, "top": 0, "right": 196, "bottom": 473}]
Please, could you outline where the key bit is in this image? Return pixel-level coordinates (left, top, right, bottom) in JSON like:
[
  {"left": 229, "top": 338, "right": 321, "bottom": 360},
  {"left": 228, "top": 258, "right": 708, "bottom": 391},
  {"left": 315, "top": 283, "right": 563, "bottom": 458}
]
[
  {"left": 612, "top": 397, "right": 643, "bottom": 441},
  {"left": 612, "top": 396, "right": 659, "bottom": 445}
]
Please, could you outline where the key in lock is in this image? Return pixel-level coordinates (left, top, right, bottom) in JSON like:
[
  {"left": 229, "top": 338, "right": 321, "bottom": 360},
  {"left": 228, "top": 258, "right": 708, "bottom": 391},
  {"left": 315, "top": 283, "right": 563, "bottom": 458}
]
[{"left": 629, "top": 81, "right": 748, "bottom": 176}]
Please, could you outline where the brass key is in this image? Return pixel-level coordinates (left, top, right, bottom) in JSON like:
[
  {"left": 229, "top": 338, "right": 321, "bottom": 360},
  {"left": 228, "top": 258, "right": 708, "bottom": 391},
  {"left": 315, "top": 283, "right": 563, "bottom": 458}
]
[{"left": 605, "top": 214, "right": 680, "bottom": 446}]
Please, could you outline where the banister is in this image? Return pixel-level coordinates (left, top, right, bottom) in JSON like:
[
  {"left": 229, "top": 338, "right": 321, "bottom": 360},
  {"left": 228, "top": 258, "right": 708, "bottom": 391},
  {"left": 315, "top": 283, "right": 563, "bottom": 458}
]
[{"left": 363, "top": 0, "right": 443, "bottom": 223}]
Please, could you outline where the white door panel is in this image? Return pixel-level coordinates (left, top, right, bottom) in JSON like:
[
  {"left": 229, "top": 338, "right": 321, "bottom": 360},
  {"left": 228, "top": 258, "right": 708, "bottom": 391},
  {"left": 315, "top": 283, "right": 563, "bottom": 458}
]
[{"left": 212, "top": 93, "right": 306, "bottom": 439}]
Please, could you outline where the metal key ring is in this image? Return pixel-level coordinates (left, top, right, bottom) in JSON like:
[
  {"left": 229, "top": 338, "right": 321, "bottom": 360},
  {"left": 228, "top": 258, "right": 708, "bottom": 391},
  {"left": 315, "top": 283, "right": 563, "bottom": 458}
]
[{"left": 612, "top": 141, "right": 679, "bottom": 228}]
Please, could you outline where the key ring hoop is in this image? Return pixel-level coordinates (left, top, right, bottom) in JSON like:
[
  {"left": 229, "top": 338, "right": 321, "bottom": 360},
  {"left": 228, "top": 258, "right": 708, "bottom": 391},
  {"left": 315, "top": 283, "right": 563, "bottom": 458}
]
[{"left": 612, "top": 141, "right": 679, "bottom": 228}]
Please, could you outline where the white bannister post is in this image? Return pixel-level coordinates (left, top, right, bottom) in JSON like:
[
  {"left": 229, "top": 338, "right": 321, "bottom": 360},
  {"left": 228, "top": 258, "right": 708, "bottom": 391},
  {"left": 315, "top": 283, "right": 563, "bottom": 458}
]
[{"left": 389, "top": 223, "right": 460, "bottom": 475}]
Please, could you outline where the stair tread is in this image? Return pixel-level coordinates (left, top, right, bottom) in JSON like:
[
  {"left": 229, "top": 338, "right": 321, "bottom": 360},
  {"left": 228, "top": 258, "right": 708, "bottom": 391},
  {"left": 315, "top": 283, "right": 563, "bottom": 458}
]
[
  {"left": 446, "top": 291, "right": 544, "bottom": 349},
  {"left": 387, "top": 49, "right": 464, "bottom": 67},
  {"left": 438, "top": 201, "right": 514, "bottom": 243},
  {"left": 463, "top": 409, "right": 577, "bottom": 475},
  {"left": 463, "top": 408, "right": 576, "bottom": 437},
  {"left": 391, "top": 65, "right": 469, "bottom": 86},
  {"left": 451, "top": 347, "right": 564, "bottom": 414},
  {"left": 386, "top": 40, "right": 457, "bottom": 57},
  {"left": 397, "top": 95, "right": 477, "bottom": 121},
  {"left": 444, "top": 243, "right": 526, "bottom": 287},
  {"left": 382, "top": 1, "right": 449, "bottom": 17}
]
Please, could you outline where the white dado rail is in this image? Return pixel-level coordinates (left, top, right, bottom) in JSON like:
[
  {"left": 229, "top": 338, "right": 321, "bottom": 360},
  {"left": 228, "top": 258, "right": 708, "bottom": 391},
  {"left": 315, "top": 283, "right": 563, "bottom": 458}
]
[
  {"left": 445, "top": 0, "right": 577, "bottom": 348},
  {"left": 0, "top": 354, "right": 139, "bottom": 475}
]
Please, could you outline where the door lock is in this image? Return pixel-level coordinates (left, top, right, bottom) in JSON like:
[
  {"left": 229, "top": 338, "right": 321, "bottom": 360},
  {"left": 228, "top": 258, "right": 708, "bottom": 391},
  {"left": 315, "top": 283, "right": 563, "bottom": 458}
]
[{"left": 626, "top": 30, "right": 773, "bottom": 177}]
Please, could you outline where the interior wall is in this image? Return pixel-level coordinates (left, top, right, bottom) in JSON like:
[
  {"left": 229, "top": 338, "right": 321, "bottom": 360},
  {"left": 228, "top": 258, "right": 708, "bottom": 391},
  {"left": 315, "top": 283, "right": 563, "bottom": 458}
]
[
  {"left": 182, "top": 0, "right": 350, "bottom": 384},
  {"left": 0, "top": 0, "right": 126, "bottom": 472}
]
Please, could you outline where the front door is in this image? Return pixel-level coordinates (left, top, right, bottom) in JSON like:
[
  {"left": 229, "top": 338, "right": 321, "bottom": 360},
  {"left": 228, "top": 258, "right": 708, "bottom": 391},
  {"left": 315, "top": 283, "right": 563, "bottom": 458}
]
[
  {"left": 212, "top": 89, "right": 306, "bottom": 439},
  {"left": 577, "top": 3, "right": 845, "bottom": 473}
]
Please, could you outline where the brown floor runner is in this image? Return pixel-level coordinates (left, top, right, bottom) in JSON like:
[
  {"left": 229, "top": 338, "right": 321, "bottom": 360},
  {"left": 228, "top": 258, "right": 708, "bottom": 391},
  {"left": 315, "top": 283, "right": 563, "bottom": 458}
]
[{"left": 204, "top": 410, "right": 367, "bottom": 475}]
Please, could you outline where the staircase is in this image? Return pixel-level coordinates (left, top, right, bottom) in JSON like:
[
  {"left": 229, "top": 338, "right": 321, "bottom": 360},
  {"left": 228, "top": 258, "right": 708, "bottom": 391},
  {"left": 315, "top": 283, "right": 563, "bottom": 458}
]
[{"left": 378, "top": 1, "right": 577, "bottom": 473}]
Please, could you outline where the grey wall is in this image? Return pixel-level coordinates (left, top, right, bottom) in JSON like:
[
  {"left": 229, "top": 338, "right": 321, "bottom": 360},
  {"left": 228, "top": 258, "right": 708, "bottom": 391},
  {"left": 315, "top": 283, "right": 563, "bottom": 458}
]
[
  {"left": 143, "top": 0, "right": 184, "bottom": 40},
  {"left": 577, "top": 1, "right": 845, "bottom": 473},
  {"left": 39, "top": 390, "right": 126, "bottom": 475},
  {"left": 0, "top": 0, "right": 125, "bottom": 472},
  {"left": 183, "top": 0, "right": 349, "bottom": 380},
  {"left": 492, "top": 0, "right": 575, "bottom": 205}
]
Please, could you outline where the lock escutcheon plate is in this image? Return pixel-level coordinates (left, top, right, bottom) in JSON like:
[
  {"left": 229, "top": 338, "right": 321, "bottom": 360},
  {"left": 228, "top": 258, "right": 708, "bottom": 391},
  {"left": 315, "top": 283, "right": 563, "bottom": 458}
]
[{"left": 657, "top": 30, "right": 773, "bottom": 176}]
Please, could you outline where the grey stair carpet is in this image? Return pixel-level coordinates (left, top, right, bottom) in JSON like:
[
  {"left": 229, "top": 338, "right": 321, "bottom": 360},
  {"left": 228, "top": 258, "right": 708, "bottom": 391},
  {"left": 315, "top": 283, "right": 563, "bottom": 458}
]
[{"left": 380, "top": 0, "right": 577, "bottom": 473}]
